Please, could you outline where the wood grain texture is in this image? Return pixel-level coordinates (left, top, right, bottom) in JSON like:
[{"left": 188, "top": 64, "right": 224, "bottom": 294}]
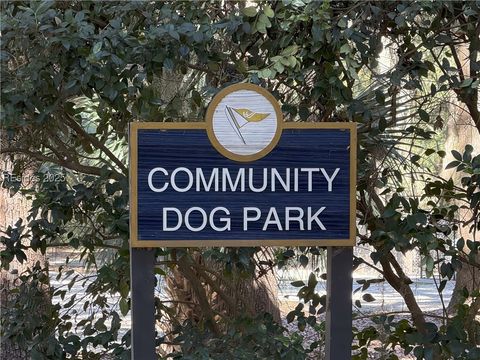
[{"left": 129, "top": 122, "right": 356, "bottom": 247}]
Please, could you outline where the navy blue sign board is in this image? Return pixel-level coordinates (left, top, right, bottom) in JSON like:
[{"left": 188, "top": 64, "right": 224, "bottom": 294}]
[
  {"left": 130, "top": 122, "right": 356, "bottom": 247},
  {"left": 130, "top": 83, "right": 356, "bottom": 247}
]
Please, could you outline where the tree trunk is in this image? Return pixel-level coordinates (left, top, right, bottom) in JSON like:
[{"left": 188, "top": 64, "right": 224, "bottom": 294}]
[
  {"left": 445, "top": 115, "right": 480, "bottom": 340},
  {"left": 0, "top": 157, "right": 48, "bottom": 359},
  {"left": 164, "top": 250, "right": 280, "bottom": 321},
  {"left": 442, "top": 44, "right": 480, "bottom": 315},
  {"left": 159, "top": 249, "right": 280, "bottom": 353}
]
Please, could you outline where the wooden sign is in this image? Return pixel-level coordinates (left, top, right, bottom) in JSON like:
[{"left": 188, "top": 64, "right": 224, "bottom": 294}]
[{"left": 129, "top": 83, "right": 356, "bottom": 247}]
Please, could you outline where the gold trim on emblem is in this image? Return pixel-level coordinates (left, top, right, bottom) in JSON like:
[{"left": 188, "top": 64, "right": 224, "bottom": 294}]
[{"left": 205, "top": 83, "right": 284, "bottom": 162}]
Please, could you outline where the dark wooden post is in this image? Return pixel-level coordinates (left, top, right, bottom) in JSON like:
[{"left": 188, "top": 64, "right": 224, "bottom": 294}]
[
  {"left": 325, "top": 247, "right": 353, "bottom": 360},
  {"left": 131, "top": 248, "right": 156, "bottom": 360}
]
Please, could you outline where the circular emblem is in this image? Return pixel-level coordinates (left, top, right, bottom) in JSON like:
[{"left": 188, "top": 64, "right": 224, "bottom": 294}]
[{"left": 206, "top": 83, "right": 283, "bottom": 162}]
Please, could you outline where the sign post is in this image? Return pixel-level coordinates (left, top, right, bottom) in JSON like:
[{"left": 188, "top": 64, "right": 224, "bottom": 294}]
[
  {"left": 130, "top": 249, "right": 156, "bottom": 360},
  {"left": 129, "top": 83, "right": 356, "bottom": 359},
  {"left": 326, "top": 247, "right": 353, "bottom": 360}
]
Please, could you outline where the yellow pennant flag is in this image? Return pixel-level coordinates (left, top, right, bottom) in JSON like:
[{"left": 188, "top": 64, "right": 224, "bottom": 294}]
[
  {"left": 224, "top": 106, "right": 271, "bottom": 144},
  {"left": 232, "top": 108, "right": 270, "bottom": 122}
]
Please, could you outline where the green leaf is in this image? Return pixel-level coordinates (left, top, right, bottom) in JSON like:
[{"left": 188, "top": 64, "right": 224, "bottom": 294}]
[
  {"left": 339, "top": 43, "right": 350, "bottom": 54},
  {"left": 168, "top": 29, "right": 179, "bottom": 40},
  {"left": 460, "top": 78, "right": 473, "bottom": 88},
  {"left": 103, "top": 86, "right": 118, "bottom": 101},
  {"left": 258, "top": 13, "right": 271, "bottom": 28},
  {"left": 287, "top": 55, "right": 297, "bottom": 67},
  {"left": 281, "top": 45, "right": 299, "bottom": 56},
  {"left": 119, "top": 298, "right": 129, "bottom": 316},
  {"left": 298, "top": 317, "right": 306, "bottom": 331},
  {"left": 286, "top": 311, "right": 296, "bottom": 323},
  {"left": 264, "top": 5, "right": 274, "bottom": 18},
  {"left": 452, "top": 150, "right": 462, "bottom": 161},
  {"left": 35, "top": 0, "right": 54, "bottom": 16},
  {"left": 257, "top": 68, "right": 273, "bottom": 78},
  {"left": 299, "top": 254, "right": 309, "bottom": 267},
  {"left": 424, "top": 346, "right": 434, "bottom": 360},
  {"left": 312, "top": 24, "right": 321, "bottom": 42},
  {"left": 273, "top": 61, "right": 285, "bottom": 73},
  {"left": 337, "top": 17, "right": 348, "bottom": 29},
  {"left": 438, "top": 279, "right": 447, "bottom": 293},
  {"left": 383, "top": 208, "right": 397, "bottom": 218},
  {"left": 92, "top": 42, "right": 102, "bottom": 55},
  {"left": 378, "top": 117, "right": 387, "bottom": 132},
  {"left": 307, "top": 272, "right": 317, "bottom": 288},
  {"left": 94, "top": 318, "right": 107, "bottom": 332},
  {"left": 256, "top": 21, "right": 267, "bottom": 34},
  {"left": 242, "top": 6, "right": 257, "bottom": 17},
  {"left": 425, "top": 256, "right": 434, "bottom": 272},
  {"left": 362, "top": 293, "right": 375, "bottom": 302},
  {"left": 463, "top": 144, "right": 473, "bottom": 162},
  {"left": 191, "top": 90, "right": 202, "bottom": 106},
  {"left": 375, "top": 90, "right": 385, "bottom": 104},
  {"left": 291, "top": 280, "right": 305, "bottom": 287},
  {"left": 418, "top": 109, "right": 429, "bottom": 122},
  {"left": 299, "top": 104, "right": 309, "bottom": 120}
]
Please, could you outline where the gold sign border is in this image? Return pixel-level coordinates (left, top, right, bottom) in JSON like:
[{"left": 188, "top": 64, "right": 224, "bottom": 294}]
[
  {"left": 205, "top": 83, "right": 284, "bottom": 163},
  {"left": 129, "top": 121, "right": 357, "bottom": 248}
]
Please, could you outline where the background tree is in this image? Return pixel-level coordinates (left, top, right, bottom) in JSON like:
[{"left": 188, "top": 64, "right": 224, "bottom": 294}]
[
  {"left": 439, "top": 42, "right": 480, "bottom": 314},
  {"left": 1, "top": 1, "right": 479, "bottom": 359},
  {"left": 0, "top": 156, "right": 42, "bottom": 360}
]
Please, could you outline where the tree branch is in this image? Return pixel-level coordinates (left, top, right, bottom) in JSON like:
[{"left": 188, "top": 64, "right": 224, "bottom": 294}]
[
  {"left": 379, "top": 255, "right": 427, "bottom": 333},
  {"left": 64, "top": 113, "right": 128, "bottom": 175},
  {"left": 177, "top": 255, "right": 220, "bottom": 334},
  {"left": 0, "top": 148, "right": 105, "bottom": 178}
]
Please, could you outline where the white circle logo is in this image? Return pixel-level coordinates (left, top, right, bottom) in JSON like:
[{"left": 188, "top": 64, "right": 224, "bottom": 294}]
[{"left": 206, "top": 84, "right": 283, "bottom": 162}]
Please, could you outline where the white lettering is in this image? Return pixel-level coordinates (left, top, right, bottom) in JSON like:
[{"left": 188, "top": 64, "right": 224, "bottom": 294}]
[
  {"left": 148, "top": 167, "right": 342, "bottom": 193},
  {"left": 210, "top": 207, "right": 231, "bottom": 231},
  {"left": 196, "top": 168, "right": 219, "bottom": 192},
  {"left": 163, "top": 207, "right": 182, "bottom": 231},
  {"left": 293, "top": 168, "right": 299, "bottom": 192},
  {"left": 285, "top": 207, "right": 305, "bottom": 230},
  {"left": 171, "top": 167, "right": 194, "bottom": 192},
  {"left": 262, "top": 207, "right": 283, "bottom": 231},
  {"left": 184, "top": 207, "right": 208, "bottom": 232},
  {"left": 320, "top": 168, "right": 340, "bottom": 192},
  {"left": 243, "top": 207, "right": 261, "bottom": 230},
  {"left": 222, "top": 168, "right": 245, "bottom": 192},
  {"left": 248, "top": 168, "right": 268, "bottom": 192},
  {"left": 148, "top": 167, "right": 169, "bottom": 192},
  {"left": 300, "top": 168, "right": 320, "bottom": 192},
  {"left": 271, "top": 168, "right": 290, "bottom": 191},
  {"left": 308, "top": 207, "right": 326, "bottom": 230}
]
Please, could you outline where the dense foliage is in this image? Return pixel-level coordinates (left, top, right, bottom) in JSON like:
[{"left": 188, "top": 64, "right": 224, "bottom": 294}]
[{"left": 1, "top": 1, "right": 479, "bottom": 359}]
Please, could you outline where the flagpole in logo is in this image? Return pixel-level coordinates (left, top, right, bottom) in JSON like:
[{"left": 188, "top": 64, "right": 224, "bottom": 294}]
[
  {"left": 225, "top": 106, "right": 247, "bottom": 144},
  {"left": 224, "top": 106, "right": 270, "bottom": 145}
]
